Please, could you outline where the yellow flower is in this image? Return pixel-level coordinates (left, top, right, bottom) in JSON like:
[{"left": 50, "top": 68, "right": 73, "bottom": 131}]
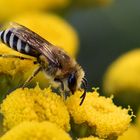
[
  {"left": 0, "top": 121, "right": 72, "bottom": 140},
  {"left": 118, "top": 125, "right": 140, "bottom": 140},
  {"left": 0, "top": 43, "right": 36, "bottom": 77},
  {"left": 103, "top": 49, "right": 140, "bottom": 112},
  {"left": 0, "top": 0, "right": 70, "bottom": 21},
  {"left": 10, "top": 12, "right": 79, "bottom": 57},
  {"left": 0, "top": 85, "right": 70, "bottom": 131},
  {"left": 0, "top": 43, "right": 36, "bottom": 95},
  {"left": 66, "top": 89, "right": 132, "bottom": 139},
  {"left": 78, "top": 136, "right": 103, "bottom": 140},
  {"left": 0, "top": 43, "right": 49, "bottom": 96}
]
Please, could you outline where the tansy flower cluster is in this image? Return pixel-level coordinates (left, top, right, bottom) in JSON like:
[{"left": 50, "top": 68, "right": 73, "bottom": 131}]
[
  {"left": 1, "top": 85, "right": 70, "bottom": 131},
  {"left": 0, "top": 121, "right": 71, "bottom": 140},
  {"left": 103, "top": 49, "right": 140, "bottom": 112},
  {"left": 66, "top": 88, "right": 133, "bottom": 139},
  {"left": 0, "top": 43, "right": 39, "bottom": 97},
  {"left": 0, "top": 86, "right": 133, "bottom": 139}
]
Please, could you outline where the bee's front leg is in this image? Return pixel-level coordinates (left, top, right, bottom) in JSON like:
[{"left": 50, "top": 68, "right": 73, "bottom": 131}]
[
  {"left": 0, "top": 54, "right": 38, "bottom": 64},
  {"left": 54, "top": 78, "right": 66, "bottom": 100},
  {"left": 54, "top": 78, "right": 64, "bottom": 91},
  {"left": 0, "top": 54, "right": 31, "bottom": 60},
  {"left": 22, "top": 66, "right": 42, "bottom": 88}
]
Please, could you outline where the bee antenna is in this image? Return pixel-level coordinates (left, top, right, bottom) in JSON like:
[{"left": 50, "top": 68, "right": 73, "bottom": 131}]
[{"left": 80, "top": 77, "right": 88, "bottom": 105}]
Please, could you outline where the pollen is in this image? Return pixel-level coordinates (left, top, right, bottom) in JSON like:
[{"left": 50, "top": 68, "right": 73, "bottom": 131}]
[
  {"left": 0, "top": 121, "right": 72, "bottom": 140},
  {"left": 66, "top": 89, "right": 132, "bottom": 139},
  {"left": 0, "top": 85, "right": 70, "bottom": 131}
]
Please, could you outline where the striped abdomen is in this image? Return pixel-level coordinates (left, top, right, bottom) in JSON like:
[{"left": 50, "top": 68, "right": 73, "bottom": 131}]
[{"left": 0, "top": 29, "right": 39, "bottom": 57}]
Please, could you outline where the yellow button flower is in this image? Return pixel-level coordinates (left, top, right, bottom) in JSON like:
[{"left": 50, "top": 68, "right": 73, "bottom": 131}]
[
  {"left": 10, "top": 12, "right": 79, "bottom": 57},
  {"left": 0, "top": 0, "right": 70, "bottom": 21},
  {"left": 103, "top": 49, "right": 140, "bottom": 112},
  {"left": 0, "top": 43, "right": 49, "bottom": 97},
  {"left": 118, "top": 125, "right": 140, "bottom": 140},
  {"left": 0, "top": 121, "right": 72, "bottom": 140},
  {"left": 0, "top": 43, "right": 36, "bottom": 77},
  {"left": 66, "top": 89, "right": 132, "bottom": 139},
  {"left": 0, "top": 85, "right": 70, "bottom": 131},
  {"left": 0, "top": 43, "right": 37, "bottom": 95}
]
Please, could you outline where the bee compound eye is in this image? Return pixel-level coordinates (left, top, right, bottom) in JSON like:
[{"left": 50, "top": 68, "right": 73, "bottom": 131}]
[{"left": 68, "top": 73, "right": 76, "bottom": 94}]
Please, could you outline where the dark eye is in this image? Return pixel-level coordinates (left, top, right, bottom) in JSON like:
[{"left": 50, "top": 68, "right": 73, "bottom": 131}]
[{"left": 68, "top": 73, "right": 76, "bottom": 94}]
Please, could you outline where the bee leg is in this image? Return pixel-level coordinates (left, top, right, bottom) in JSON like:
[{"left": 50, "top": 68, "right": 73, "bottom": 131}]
[
  {"left": 54, "top": 78, "right": 64, "bottom": 90},
  {"left": 22, "top": 66, "right": 42, "bottom": 88},
  {"left": 78, "top": 88, "right": 82, "bottom": 92},
  {"left": 0, "top": 54, "right": 38, "bottom": 65},
  {"left": 0, "top": 54, "right": 33, "bottom": 60},
  {"left": 54, "top": 78, "right": 65, "bottom": 100}
]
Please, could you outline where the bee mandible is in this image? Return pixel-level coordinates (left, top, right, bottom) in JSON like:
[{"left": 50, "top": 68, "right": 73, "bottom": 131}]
[{"left": 0, "top": 22, "right": 87, "bottom": 105}]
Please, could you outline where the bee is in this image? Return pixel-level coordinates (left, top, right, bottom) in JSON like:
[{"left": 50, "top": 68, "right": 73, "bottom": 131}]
[{"left": 0, "top": 22, "right": 87, "bottom": 105}]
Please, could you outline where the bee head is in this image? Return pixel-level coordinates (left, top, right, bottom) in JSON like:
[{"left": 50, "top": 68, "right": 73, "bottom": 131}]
[{"left": 68, "top": 66, "right": 87, "bottom": 105}]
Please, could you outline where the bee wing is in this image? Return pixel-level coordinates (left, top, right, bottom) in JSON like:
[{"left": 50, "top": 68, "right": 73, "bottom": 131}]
[{"left": 9, "top": 22, "right": 60, "bottom": 67}]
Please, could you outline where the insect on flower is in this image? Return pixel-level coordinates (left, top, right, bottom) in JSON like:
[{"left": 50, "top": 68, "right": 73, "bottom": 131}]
[{"left": 0, "top": 22, "right": 87, "bottom": 105}]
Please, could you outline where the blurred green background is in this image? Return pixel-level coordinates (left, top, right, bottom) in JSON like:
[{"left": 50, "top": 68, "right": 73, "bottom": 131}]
[{"left": 66, "top": 0, "right": 140, "bottom": 89}]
